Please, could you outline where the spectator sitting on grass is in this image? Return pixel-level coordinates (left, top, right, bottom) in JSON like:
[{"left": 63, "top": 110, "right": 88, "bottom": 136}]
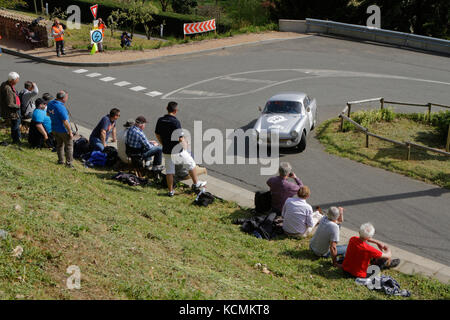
[
  {"left": 89, "top": 108, "right": 120, "bottom": 152},
  {"left": 282, "top": 186, "right": 323, "bottom": 238},
  {"left": 28, "top": 97, "right": 55, "bottom": 149},
  {"left": 309, "top": 206, "right": 346, "bottom": 267},
  {"left": 266, "top": 162, "right": 303, "bottom": 215},
  {"left": 120, "top": 32, "right": 132, "bottom": 48},
  {"left": 342, "top": 222, "right": 400, "bottom": 278}
]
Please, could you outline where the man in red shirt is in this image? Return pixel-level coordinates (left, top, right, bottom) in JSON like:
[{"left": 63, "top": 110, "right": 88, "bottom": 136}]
[{"left": 342, "top": 222, "right": 400, "bottom": 278}]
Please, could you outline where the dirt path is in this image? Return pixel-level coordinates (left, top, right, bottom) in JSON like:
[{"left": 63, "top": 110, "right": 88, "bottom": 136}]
[{"left": 1, "top": 31, "right": 306, "bottom": 63}]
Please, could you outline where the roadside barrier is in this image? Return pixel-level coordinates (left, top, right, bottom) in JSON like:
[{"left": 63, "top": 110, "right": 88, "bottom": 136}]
[
  {"left": 338, "top": 97, "right": 450, "bottom": 157},
  {"left": 184, "top": 19, "right": 216, "bottom": 38}
]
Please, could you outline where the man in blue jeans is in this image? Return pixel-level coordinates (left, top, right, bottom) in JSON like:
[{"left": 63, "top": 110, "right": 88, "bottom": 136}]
[
  {"left": 309, "top": 206, "right": 347, "bottom": 267},
  {"left": 126, "top": 116, "right": 163, "bottom": 170},
  {"left": 89, "top": 108, "right": 120, "bottom": 152},
  {"left": 0, "top": 72, "right": 21, "bottom": 144}
]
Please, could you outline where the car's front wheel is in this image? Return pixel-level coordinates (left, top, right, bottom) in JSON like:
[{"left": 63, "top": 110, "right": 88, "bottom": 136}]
[{"left": 297, "top": 131, "right": 307, "bottom": 152}]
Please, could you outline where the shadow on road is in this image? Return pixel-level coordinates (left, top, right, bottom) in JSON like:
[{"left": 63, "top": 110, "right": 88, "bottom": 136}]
[{"left": 316, "top": 187, "right": 450, "bottom": 208}]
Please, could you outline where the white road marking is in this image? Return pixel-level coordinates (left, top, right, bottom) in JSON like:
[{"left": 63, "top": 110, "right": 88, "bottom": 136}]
[
  {"left": 114, "top": 81, "right": 131, "bottom": 87},
  {"left": 179, "top": 90, "right": 226, "bottom": 97},
  {"left": 86, "top": 73, "right": 102, "bottom": 77},
  {"left": 162, "top": 68, "right": 450, "bottom": 100},
  {"left": 221, "top": 76, "right": 276, "bottom": 84},
  {"left": 73, "top": 69, "right": 89, "bottom": 73},
  {"left": 129, "top": 86, "right": 146, "bottom": 92},
  {"left": 145, "top": 91, "right": 163, "bottom": 97},
  {"left": 99, "top": 77, "right": 116, "bottom": 82}
]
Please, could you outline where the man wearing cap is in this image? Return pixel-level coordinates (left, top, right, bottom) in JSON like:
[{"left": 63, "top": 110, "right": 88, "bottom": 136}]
[
  {"left": 125, "top": 116, "right": 163, "bottom": 170},
  {"left": 117, "top": 118, "right": 135, "bottom": 164},
  {"left": 0, "top": 72, "right": 21, "bottom": 144},
  {"left": 89, "top": 108, "right": 120, "bottom": 152},
  {"left": 155, "top": 101, "right": 206, "bottom": 197},
  {"left": 47, "top": 90, "right": 74, "bottom": 167}
]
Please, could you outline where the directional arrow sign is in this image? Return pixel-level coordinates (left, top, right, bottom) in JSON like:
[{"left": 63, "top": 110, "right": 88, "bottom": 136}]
[
  {"left": 183, "top": 19, "right": 216, "bottom": 35},
  {"left": 90, "top": 4, "right": 98, "bottom": 19}
]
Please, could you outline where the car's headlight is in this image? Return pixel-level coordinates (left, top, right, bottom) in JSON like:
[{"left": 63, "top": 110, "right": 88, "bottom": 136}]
[{"left": 290, "top": 130, "right": 299, "bottom": 138}]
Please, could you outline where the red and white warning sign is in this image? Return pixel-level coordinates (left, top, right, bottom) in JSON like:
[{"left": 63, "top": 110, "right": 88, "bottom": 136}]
[
  {"left": 90, "top": 4, "right": 98, "bottom": 19},
  {"left": 184, "top": 19, "right": 216, "bottom": 35}
]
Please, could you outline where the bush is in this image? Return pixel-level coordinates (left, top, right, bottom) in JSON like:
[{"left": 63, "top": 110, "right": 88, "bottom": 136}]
[
  {"left": 401, "top": 110, "right": 450, "bottom": 145},
  {"left": 22, "top": 0, "right": 230, "bottom": 37},
  {"left": 350, "top": 108, "right": 396, "bottom": 129}
]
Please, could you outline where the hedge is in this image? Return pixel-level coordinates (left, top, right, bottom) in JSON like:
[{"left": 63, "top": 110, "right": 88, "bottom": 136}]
[{"left": 22, "top": 0, "right": 231, "bottom": 37}]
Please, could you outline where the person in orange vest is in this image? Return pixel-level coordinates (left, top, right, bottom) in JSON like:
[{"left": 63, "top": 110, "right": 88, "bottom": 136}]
[
  {"left": 97, "top": 18, "right": 106, "bottom": 52},
  {"left": 51, "top": 19, "right": 65, "bottom": 57}
]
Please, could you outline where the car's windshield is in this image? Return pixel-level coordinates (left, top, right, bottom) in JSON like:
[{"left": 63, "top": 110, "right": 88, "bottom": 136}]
[{"left": 263, "top": 101, "right": 302, "bottom": 114}]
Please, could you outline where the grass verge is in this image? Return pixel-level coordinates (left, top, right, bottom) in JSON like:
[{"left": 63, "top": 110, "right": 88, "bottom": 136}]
[
  {"left": 0, "top": 125, "right": 448, "bottom": 299},
  {"left": 317, "top": 116, "right": 450, "bottom": 189}
]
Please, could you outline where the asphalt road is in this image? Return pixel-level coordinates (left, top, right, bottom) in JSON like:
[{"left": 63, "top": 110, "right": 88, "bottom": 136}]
[{"left": 1, "top": 35, "right": 449, "bottom": 265}]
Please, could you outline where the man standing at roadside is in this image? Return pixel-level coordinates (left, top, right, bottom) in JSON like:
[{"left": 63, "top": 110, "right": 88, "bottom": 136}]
[
  {"left": 155, "top": 101, "right": 206, "bottom": 197},
  {"left": 47, "top": 91, "right": 74, "bottom": 167},
  {"left": 89, "top": 108, "right": 120, "bottom": 152},
  {"left": 97, "top": 18, "right": 106, "bottom": 52},
  {"left": 52, "top": 19, "right": 65, "bottom": 57},
  {"left": 18, "top": 80, "right": 38, "bottom": 119},
  {"left": 0, "top": 72, "right": 21, "bottom": 144}
]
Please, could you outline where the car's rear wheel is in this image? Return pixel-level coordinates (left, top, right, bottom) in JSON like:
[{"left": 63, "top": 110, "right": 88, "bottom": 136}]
[{"left": 297, "top": 131, "right": 307, "bottom": 152}]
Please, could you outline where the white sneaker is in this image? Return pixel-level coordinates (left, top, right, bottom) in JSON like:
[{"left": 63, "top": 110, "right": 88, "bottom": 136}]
[
  {"left": 145, "top": 160, "right": 152, "bottom": 167},
  {"left": 192, "top": 180, "right": 207, "bottom": 189}
]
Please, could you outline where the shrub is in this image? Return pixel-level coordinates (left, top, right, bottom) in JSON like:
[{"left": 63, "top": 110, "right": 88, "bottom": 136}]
[
  {"left": 350, "top": 108, "right": 396, "bottom": 129},
  {"left": 401, "top": 110, "right": 450, "bottom": 145}
]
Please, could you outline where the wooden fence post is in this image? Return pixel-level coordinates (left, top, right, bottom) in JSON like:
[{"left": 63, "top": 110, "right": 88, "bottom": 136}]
[
  {"left": 446, "top": 125, "right": 450, "bottom": 152},
  {"left": 380, "top": 98, "right": 384, "bottom": 110},
  {"left": 347, "top": 103, "right": 351, "bottom": 118},
  {"left": 406, "top": 142, "right": 411, "bottom": 160},
  {"left": 427, "top": 103, "right": 432, "bottom": 124},
  {"left": 365, "top": 130, "right": 369, "bottom": 148},
  {"left": 339, "top": 115, "right": 344, "bottom": 132}
]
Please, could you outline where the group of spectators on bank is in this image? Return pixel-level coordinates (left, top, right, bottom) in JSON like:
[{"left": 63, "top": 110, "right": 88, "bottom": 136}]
[
  {"left": 0, "top": 71, "right": 206, "bottom": 196},
  {"left": 266, "top": 162, "right": 400, "bottom": 279}
]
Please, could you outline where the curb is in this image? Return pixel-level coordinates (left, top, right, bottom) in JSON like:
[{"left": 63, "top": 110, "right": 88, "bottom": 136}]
[
  {"left": 76, "top": 123, "right": 450, "bottom": 285},
  {"left": 1, "top": 35, "right": 310, "bottom": 67}
]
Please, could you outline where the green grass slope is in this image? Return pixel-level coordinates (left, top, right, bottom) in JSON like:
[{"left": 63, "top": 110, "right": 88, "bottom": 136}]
[{"left": 0, "top": 127, "right": 448, "bottom": 300}]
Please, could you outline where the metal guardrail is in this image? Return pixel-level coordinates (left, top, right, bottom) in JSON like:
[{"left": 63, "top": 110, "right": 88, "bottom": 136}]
[
  {"left": 305, "top": 19, "right": 450, "bottom": 55},
  {"left": 338, "top": 98, "right": 450, "bottom": 157}
]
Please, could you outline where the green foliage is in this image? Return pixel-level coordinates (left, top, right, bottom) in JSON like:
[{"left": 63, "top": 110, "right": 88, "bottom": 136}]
[
  {"left": 226, "top": 0, "right": 271, "bottom": 27},
  {"left": 0, "top": 0, "right": 27, "bottom": 9},
  {"left": 49, "top": 7, "right": 68, "bottom": 20},
  {"left": 350, "top": 108, "right": 396, "bottom": 129},
  {"left": 267, "top": 0, "right": 449, "bottom": 39},
  {"left": 171, "top": 0, "right": 198, "bottom": 14},
  {"left": 400, "top": 110, "right": 450, "bottom": 145}
]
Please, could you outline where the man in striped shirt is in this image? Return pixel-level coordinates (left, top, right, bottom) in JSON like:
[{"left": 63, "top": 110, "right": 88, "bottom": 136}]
[{"left": 126, "top": 116, "right": 163, "bottom": 170}]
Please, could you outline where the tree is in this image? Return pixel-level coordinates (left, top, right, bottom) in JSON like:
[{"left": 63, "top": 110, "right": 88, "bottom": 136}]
[
  {"left": 0, "top": 0, "right": 26, "bottom": 9},
  {"left": 159, "top": 0, "right": 170, "bottom": 12},
  {"left": 107, "top": 9, "right": 127, "bottom": 38},
  {"left": 171, "top": 0, "right": 198, "bottom": 14},
  {"left": 120, "top": 0, "right": 158, "bottom": 38}
]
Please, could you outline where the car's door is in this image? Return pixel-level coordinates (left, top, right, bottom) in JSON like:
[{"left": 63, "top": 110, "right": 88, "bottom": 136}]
[
  {"left": 303, "top": 96, "right": 313, "bottom": 132},
  {"left": 307, "top": 95, "right": 317, "bottom": 129}
]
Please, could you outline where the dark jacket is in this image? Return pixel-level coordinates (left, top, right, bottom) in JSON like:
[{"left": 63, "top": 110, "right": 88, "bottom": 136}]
[{"left": 0, "top": 81, "right": 20, "bottom": 120}]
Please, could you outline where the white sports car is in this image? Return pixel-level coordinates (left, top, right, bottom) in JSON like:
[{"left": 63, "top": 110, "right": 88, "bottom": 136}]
[{"left": 253, "top": 92, "right": 318, "bottom": 152}]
